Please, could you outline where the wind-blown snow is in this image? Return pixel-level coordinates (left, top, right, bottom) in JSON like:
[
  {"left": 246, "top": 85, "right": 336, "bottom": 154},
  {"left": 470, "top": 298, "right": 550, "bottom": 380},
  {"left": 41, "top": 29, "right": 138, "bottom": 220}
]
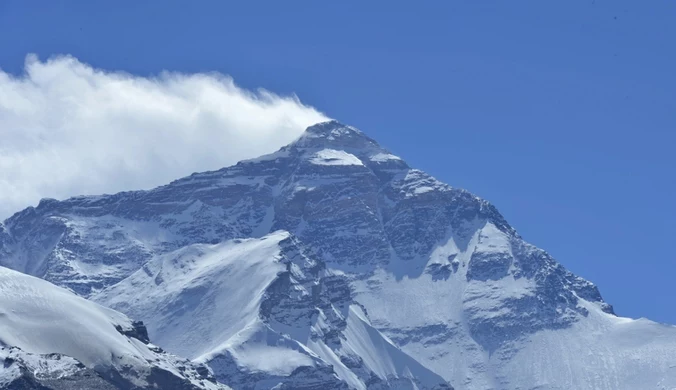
[{"left": 217, "top": 324, "right": 318, "bottom": 377}]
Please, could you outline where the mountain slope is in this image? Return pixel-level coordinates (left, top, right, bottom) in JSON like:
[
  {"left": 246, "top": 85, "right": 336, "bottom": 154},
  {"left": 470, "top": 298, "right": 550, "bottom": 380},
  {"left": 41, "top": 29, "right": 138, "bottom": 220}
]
[
  {"left": 2, "top": 120, "right": 676, "bottom": 389},
  {"left": 0, "top": 266, "right": 228, "bottom": 390},
  {"left": 94, "top": 231, "right": 451, "bottom": 390}
]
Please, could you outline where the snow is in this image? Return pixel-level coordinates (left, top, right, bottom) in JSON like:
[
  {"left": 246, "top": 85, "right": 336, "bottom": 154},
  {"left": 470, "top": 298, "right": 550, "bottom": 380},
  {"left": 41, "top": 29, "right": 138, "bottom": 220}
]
[
  {"left": 219, "top": 324, "right": 317, "bottom": 377},
  {"left": 413, "top": 186, "right": 434, "bottom": 194},
  {"left": 306, "top": 305, "right": 448, "bottom": 390},
  {"left": 299, "top": 121, "right": 362, "bottom": 139},
  {"left": 398, "top": 169, "right": 450, "bottom": 197},
  {"left": 474, "top": 222, "right": 512, "bottom": 254},
  {"left": 500, "top": 301, "right": 676, "bottom": 390},
  {"left": 307, "top": 339, "right": 366, "bottom": 390},
  {"left": 94, "top": 232, "right": 344, "bottom": 383},
  {"left": 309, "top": 149, "right": 364, "bottom": 166},
  {"left": 340, "top": 305, "right": 448, "bottom": 388},
  {"left": 351, "top": 222, "right": 676, "bottom": 389},
  {"left": 370, "top": 153, "right": 402, "bottom": 162},
  {"left": 0, "top": 347, "right": 84, "bottom": 387},
  {"left": 0, "top": 265, "right": 229, "bottom": 390},
  {"left": 5, "top": 119, "right": 676, "bottom": 389},
  {"left": 94, "top": 232, "right": 289, "bottom": 360},
  {"left": 0, "top": 266, "right": 143, "bottom": 369},
  {"left": 94, "top": 230, "right": 450, "bottom": 388}
]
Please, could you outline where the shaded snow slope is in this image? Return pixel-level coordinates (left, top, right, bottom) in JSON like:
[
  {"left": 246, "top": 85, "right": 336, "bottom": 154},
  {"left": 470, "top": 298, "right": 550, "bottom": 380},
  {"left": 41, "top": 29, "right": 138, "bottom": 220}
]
[
  {"left": 0, "top": 266, "right": 228, "bottom": 390},
  {"left": 3, "top": 120, "right": 676, "bottom": 389},
  {"left": 350, "top": 221, "right": 676, "bottom": 389},
  {"left": 500, "top": 302, "right": 676, "bottom": 389}
]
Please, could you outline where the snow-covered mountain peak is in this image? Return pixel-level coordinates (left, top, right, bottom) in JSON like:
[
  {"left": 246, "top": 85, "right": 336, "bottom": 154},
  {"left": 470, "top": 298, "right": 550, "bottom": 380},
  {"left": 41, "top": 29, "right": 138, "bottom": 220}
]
[
  {"left": 290, "top": 120, "right": 396, "bottom": 160},
  {"left": 301, "top": 120, "right": 364, "bottom": 140},
  {"left": 2, "top": 120, "right": 676, "bottom": 389}
]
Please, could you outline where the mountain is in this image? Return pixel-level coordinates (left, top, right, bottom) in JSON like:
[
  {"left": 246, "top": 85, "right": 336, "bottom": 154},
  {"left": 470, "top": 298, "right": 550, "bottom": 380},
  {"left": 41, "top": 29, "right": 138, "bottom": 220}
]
[
  {"left": 94, "top": 231, "right": 451, "bottom": 390},
  {"left": 0, "top": 266, "right": 228, "bottom": 390},
  {"left": 2, "top": 120, "right": 676, "bottom": 389}
]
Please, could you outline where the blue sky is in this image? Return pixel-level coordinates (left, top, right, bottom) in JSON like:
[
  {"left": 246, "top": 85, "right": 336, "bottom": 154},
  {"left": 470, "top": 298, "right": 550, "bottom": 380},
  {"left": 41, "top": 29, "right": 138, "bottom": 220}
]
[{"left": 1, "top": 1, "right": 674, "bottom": 323}]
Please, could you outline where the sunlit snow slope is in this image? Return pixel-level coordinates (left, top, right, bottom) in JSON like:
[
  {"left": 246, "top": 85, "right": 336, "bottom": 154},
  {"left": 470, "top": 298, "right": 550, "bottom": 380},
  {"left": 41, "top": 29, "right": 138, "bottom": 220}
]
[
  {"left": 0, "top": 266, "right": 229, "bottom": 390},
  {"left": 95, "top": 232, "right": 450, "bottom": 389}
]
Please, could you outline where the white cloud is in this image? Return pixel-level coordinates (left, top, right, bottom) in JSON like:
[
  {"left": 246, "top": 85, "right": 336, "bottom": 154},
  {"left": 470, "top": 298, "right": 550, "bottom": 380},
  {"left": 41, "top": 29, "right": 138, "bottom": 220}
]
[{"left": 0, "top": 54, "right": 329, "bottom": 219}]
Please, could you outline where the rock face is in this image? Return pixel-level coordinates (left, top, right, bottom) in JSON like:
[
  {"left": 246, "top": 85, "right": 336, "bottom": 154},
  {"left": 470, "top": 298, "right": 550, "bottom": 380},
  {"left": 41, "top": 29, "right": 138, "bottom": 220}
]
[
  {"left": 1, "top": 347, "right": 119, "bottom": 390},
  {"left": 2, "top": 120, "right": 676, "bottom": 389}
]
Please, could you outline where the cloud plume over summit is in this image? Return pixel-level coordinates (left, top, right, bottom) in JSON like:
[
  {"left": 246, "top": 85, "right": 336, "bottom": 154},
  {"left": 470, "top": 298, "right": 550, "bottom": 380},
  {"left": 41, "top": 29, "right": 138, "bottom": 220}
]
[{"left": 0, "top": 54, "right": 328, "bottom": 219}]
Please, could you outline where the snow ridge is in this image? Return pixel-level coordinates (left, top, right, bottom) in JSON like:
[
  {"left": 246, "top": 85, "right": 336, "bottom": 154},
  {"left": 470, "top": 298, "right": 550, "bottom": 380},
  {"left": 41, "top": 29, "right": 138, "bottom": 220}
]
[
  {"left": 94, "top": 232, "right": 452, "bottom": 389},
  {"left": 0, "top": 266, "right": 229, "bottom": 390}
]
